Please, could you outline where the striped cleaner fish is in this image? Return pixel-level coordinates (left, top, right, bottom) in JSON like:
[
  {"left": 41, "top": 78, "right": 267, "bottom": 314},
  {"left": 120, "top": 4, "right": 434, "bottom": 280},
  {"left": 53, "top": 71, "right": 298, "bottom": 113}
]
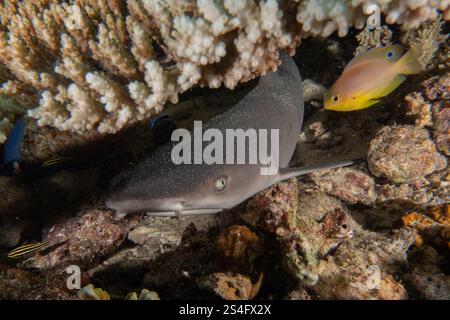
[
  {"left": 324, "top": 44, "right": 424, "bottom": 111},
  {"left": 42, "top": 155, "right": 74, "bottom": 167},
  {"left": 7, "top": 241, "right": 50, "bottom": 258}
]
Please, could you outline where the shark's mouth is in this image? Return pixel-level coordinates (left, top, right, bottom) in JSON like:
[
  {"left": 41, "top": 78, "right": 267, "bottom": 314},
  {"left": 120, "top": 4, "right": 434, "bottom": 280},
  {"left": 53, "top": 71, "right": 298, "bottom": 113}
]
[{"left": 145, "top": 208, "right": 223, "bottom": 217}]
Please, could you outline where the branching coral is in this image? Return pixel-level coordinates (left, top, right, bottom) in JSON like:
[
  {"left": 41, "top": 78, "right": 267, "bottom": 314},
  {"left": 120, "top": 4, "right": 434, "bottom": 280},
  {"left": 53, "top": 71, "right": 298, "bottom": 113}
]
[
  {"left": 0, "top": 0, "right": 447, "bottom": 139},
  {"left": 354, "top": 25, "right": 393, "bottom": 56},
  {"left": 297, "top": 0, "right": 449, "bottom": 37},
  {"left": 0, "top": 81, "right": 37, "bottom": 143}
]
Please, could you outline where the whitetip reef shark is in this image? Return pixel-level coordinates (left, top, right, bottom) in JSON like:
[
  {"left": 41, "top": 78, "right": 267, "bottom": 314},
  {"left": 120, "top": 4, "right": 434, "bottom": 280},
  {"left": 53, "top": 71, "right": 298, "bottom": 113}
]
[{"left": 106, "top": 53, "right": 355, "bottom": 216}]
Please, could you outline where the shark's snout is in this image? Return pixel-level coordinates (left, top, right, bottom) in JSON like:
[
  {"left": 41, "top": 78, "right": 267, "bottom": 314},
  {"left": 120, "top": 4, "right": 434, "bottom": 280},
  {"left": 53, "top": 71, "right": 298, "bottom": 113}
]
[{"left": 106, "top": 189, "right": 187, "bottom": 215}]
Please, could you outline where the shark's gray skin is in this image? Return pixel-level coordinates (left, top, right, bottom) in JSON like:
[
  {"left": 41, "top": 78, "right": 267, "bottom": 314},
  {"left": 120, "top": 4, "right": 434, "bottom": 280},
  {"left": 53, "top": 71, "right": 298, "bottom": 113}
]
[{"left": 106, "top": 54, "right": 354, "bottom": 216}]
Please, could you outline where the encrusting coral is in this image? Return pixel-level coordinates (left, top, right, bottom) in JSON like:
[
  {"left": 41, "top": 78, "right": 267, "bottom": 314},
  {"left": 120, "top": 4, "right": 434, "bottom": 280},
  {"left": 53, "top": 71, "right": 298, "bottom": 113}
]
[{"left": 0, "top": 0, "right": 448, "bottom": 141}]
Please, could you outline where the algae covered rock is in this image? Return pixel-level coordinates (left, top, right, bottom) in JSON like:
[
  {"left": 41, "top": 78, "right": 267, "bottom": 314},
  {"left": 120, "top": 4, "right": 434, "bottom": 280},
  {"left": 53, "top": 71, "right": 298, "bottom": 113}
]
[
  {"left": 216, "top": 225, "right": 264, "bottom": 274},
  {"left": 26, "top": 209, "right": 140, "bottom": 269},
  {"left": 404, "top": 246, "right": 450, "bottom": 300},
  {"left": 196, "top": 272, "right": 263, "bottom": 300},
  {"left": 242, "top": 177, "right": 418, "bottom": 300},
  {"left": 433, "top": 103, "right": 450, "bottom": 156},
  {"left": 368, "top": 125, "right": 447, "bottom": 183},
  {"left": 404, "top": 73, "right": 449, "bottom": 156},
  {"left": 308, "top": 167, "right": 376, "bottom": 205}
]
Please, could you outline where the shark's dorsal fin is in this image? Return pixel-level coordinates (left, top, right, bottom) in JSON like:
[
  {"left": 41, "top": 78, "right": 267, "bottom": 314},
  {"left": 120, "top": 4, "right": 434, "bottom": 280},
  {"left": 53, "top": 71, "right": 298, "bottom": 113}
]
[{"left": 276, "top": 159, "right": 362, "bottom": 183}]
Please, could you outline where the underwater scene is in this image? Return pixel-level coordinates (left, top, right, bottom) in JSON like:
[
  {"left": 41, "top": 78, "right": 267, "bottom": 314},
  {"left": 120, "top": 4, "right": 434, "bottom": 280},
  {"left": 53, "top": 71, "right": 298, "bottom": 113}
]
[{"left": 0, "top": 0, "right": 449, "bottom": 302}]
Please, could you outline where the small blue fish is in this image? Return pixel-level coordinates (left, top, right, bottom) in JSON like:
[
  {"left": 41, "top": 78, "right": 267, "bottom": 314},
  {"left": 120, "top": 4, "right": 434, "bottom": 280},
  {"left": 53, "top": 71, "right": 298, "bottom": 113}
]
[
  {"left": 2, "top": 117, "right": 25, "bottom": 167},
  {"left": 149, "top": 113, "right": 177, "bottom": 147},
  {"left": 1, "top": 118, "right": 88, "bottom": 178}
]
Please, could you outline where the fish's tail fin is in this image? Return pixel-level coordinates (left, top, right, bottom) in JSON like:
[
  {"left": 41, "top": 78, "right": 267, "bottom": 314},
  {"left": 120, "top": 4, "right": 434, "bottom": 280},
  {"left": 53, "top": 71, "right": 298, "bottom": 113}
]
[
  {"left": 7, "top": 241, "right": 50, "bottom": 258},
  {"left": 395, "top": 43, "right": 426, "bottom": 75},
  {"left": 277, "top": 158, "right": 364, "bottom": 182}
]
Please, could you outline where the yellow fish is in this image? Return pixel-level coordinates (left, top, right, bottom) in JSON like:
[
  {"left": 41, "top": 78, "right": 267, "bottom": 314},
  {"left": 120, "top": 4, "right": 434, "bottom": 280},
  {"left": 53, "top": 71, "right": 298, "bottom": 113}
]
[
  {"left": 324, "top": 44, "right": 423, "bottom": 111},
  {"left": 7, "top": 241, "right": 50, "bottom": 258}
]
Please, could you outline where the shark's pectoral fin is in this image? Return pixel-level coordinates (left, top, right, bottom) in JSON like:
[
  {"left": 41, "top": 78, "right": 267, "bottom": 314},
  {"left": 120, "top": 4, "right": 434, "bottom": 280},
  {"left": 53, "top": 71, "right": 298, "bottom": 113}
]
[{"left": 277, "top": 158, "right": 364, "bottom": 182}]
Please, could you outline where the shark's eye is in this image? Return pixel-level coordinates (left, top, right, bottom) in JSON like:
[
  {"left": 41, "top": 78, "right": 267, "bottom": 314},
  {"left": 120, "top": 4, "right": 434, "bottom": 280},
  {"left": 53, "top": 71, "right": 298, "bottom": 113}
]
[{"left": 214, "top": 176, "right": 227, "bottom": 192}]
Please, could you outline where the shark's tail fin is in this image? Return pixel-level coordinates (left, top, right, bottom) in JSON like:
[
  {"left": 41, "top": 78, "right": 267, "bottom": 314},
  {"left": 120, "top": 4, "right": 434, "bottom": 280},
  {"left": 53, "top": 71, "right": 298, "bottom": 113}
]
[{"left": 277, "top": 158, "right": 364, "bottom": 182}]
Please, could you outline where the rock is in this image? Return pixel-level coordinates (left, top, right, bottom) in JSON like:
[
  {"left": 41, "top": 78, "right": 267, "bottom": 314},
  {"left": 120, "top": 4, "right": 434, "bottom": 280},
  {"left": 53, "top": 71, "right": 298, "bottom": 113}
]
[
  {"left": 433, "top": 103, "right": 450, "bottom": 156},
  {"left": 242, "top": 176, "right": 415, "bottom": 299},
  {"left": 355, "top": 203, "right": 418, "bottom": 232},
  {"left": 0, "top": 220, "right": 25, "bottom": 248},
  {"left": 216, "top": 225, "right": 264, "bottom": 274},
  {"left": 138, "top": 222, "right": 264, "bottom": 300},
  {"left": 405, "top": 92, "right": 433, "bottom": 128},
  {"left": 0, "top": 177, "right": 31, "bottom": 216},
  {"left": 377, "top": 276, "right": 409, "bottom": 300},
  {"left": 308, "top": 167, "right": 376, "bottom": 205},
  {"left": 0, "top": 177, "right": 33, "bottom": 247},
  {"left": 27, "top": 209, "right": 140, "bottom": 269},
  {"left": 406, "top": 272, "right": 450, "bottom": 300},
  {"left": 422, "top": 73, "right": 449, "bottom": 102},
  {"left": 279, "top": 208, "right": 355, "bottom": 287},
  {"left": 128, "top": 215, "right": 217, "bottom": 249},
  {"left": 242, "top": 179, "right": 299, "bottom": 234},
  {"left": 142, "top": 228, "right": 218, "bottom": 299},
  {"left": 403, "top": 73, "right": 449, "bottom": 156},
  {"left": 196, "top": 272, "right": 263, "bottom": 300},
  {"left": 296, "top": 183, "right": 346, "bottom": 221},
  {"left": 376, "top": 171, "right": 450, "bottom": 206},
  {"left": 244, "top": 179, "right": 356, "bottom": 288},
  {"left": 0, "top": 265, "right": 76, "bottom": 300},
  {"left": 284, "top": 287, "right": 311, "bottom": 300},
  {"left": 396, "top": 205, "right": 450, "bottom": 250},
  {"left": 311, "top": 229, "right": 414, "bottom": 300},
  {"left": 404, "top": 246, "right": 450, "bottom": 300},
  {"left": 87, "top": 215, "right": 221, "bottom": 280},
  {"left": 243, "top": 180, "right": 350, "bottom": 233},
  {"left": 128, "top": 220, "right": 182, "bottom": 250},
  {"left": 368, "top": 126, "right": 447, "bottom": 183}
]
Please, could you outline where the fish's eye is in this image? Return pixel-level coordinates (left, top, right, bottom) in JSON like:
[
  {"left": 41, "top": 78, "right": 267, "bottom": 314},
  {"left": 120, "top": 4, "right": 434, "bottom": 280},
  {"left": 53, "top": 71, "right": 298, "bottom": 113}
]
[
  {"left": 387, "top": 51, "right": 394, "bottom": 59},
  {"left": 214, "top": 176, "right": 227, "bottom": 192},
  {"left": 332, "top": 95, "right": 339, "bottom": 102}
]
